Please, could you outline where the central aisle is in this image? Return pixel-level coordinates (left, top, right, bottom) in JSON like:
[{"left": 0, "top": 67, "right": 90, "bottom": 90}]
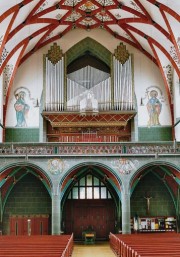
[{"left": 72, "top": 242, "right": 115, "bottom": 257}]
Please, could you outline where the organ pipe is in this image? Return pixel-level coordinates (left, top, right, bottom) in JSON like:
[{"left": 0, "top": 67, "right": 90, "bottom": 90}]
[
  {"left": 44, "top": 45, "right": 134, "bottom": 112},
  {"left": 45, "top": 57, "right": 64, "bottom": 111},
  {"left": 113, "top": 55, "right": 134, "bottom": 111}
]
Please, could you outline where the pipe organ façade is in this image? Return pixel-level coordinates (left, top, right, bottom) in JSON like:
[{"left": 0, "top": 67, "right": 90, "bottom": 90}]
[{"left": 42, "top": 41, "right": 136, "bottom": 142}]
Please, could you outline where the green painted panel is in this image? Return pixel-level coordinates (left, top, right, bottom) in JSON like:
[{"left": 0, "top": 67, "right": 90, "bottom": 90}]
[
  {"left": 138, "top": 126, "right": 172, "bottom": 141},
  {"left": 3, "top": 174, "right": 51, "bottom": 235},
  {"left": 66, "top": 37, "right": 111, "bottom": 67},
  {"left": 5, "top": 128, "right": 39, "bottom": 142},
  {"left": 131, "top": 172, "right": 175, "bottom": 218}
]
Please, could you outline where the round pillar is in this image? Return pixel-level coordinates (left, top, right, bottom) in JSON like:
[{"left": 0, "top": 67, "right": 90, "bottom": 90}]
[
  {"left": 51, "top": 192, "right": 61, "bottom": 235},
  {"left": 121, "top": 191, "right": 131, "bottom": 234}
]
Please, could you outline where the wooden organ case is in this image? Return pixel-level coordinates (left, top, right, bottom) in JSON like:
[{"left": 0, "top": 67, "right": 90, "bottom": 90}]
[{"left": 42, "top": 42, "right": 136, "bottom": 142}]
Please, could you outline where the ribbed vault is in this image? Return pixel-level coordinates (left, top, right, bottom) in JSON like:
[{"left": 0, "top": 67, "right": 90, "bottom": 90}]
[{"left": 0, "top": 0, "right": 179, "bottom": 124}]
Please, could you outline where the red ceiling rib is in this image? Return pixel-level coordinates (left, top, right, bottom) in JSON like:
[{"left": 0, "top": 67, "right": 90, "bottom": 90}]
[
  {"left": 0, "top": 0, "right": 33, "bottom": 23},
  {"left": 0, "top": 10, "right": 19, "bottom": 57},
  {"left": 147, "top": 0, "right": 180, "bottom": 22},
  {"left": 0, "top": 0, "right": 179, "bottom": 129},
  {"left": 134, "top": 0, "right": 152, "bottom": 19},
  {"left": 122, "top": 23, "right": 179, "bottom": 76},
  {"left": 27, "top": 0, "right": 46, "bottom": 20},
  {"left": 160, "top": 9, "right": 180, "bottom": 62}
]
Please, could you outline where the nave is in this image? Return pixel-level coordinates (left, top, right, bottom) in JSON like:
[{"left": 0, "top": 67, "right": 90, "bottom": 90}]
[{"left": 72, "top": 242, "right": 115, "bottom": 257}]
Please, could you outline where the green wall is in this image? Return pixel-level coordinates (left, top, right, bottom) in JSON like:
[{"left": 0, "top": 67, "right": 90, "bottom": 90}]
[
  {"left": 131, "top": 172, "right": 175, "bottom": 217},
  {"left": 66, "top": 37, "right": 111, "bottom": 67},
  {"left": 138, "top": 126, "right": 172, "bottom": 141},
  {"left": 5, "top": 128, "right": 39, "bottom": 142},
  {"left": 3, "top": 174, "right": 51, "bottom": 235}
]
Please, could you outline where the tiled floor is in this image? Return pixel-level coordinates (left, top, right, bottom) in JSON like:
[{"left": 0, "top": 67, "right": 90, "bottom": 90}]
[{"left": 72, "top": 242, "right": 115, "bottom": 257}]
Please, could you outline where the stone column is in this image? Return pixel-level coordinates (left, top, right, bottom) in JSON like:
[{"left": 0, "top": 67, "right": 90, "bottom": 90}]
[
  {"left": 51, "top": 185, "right": 61, "bottom": 235},
  {"left": 121, "top": 190, "right": 131, "bottom": 234}
]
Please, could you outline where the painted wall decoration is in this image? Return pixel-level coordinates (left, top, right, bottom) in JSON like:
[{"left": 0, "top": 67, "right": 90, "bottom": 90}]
[
  {"left": 111, "top": 158, "right": 139, "bottom": 175},
  {"left": 6, "top": 86, "right": 40, "bottom": 128},
  {"left": 3, "top": 64, "right": 13, "bottom": 104},
  {"left": 140, "top": 86, "right": 166, "bottom": 128},
  {"left": 163, "top": 64, "right": 173, "bottom": 99},
  {"left": 48, "top": 159, "right": 69, "bottom": 175},
  {"left": 146, "top": 90, "right": 162, "bottom": 127},
  {"left": 169, "top": 36, "right": 180, "bottom": 69},
  {"left": 14, "top": 88, "right": 30, "bottom": 127}
]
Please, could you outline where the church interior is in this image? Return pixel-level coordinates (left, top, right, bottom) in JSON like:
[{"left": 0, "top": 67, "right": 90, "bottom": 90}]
[{"left": 0, "top": 0, "right": 180, "bottom": 256}]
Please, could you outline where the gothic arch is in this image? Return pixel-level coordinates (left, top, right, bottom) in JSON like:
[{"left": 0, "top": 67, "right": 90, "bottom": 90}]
[{"left": 66, "top": 37, "right": 111, "bottom": 68}]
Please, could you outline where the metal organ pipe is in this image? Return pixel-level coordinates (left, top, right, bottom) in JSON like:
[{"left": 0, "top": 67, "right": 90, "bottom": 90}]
[
  {"left": 113, "top": 55, "right": 133, "bottom": 111},
  {"left": 45, "top": 54, "right": 133, "bottom": 113},
  {"left": 61, "top": 57, "right": 64, "bottom": 111},
  {"left": 45, "top": 57, "right": 64, "bottom": 111},
  {"left": 45, "top": 57, "right": 48, "bottom": 111}
]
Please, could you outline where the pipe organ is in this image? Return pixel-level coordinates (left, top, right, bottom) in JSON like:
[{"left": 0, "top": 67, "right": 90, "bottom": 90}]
[
  {"left": 42, "top": 42, "right": 136, "bottom": 142},
  {"left": 66, "top": 66, "right": 111, "bottom": 113}
]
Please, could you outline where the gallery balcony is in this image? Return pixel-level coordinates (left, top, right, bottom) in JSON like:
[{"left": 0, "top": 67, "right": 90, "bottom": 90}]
[{"left": 0, "top": 142, "right": 179, "bottom": 158}]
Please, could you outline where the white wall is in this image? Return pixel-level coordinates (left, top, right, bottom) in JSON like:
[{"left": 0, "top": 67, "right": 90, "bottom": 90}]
[
  {"left": 173, "top": 70, "right": 180, "bottom": 141},
  {"left": 0, "top": 74, "right": 3, "bottom": 142},
  {"left": 5, "top": 29, "right": 172, "bottom": 129}
]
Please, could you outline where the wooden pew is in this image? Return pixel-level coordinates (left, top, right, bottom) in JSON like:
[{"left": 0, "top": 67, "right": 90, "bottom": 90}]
[
  {"left": 0, "top": 234, "right": 73, "bottom": 257},
  {"left": 109, "top": 233, "right": 180, "bottom": 257}
]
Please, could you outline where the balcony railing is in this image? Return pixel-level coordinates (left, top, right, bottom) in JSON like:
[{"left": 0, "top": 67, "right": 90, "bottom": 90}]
[{"left": 0, "top": 142, "right": 179, "bottom": 157}]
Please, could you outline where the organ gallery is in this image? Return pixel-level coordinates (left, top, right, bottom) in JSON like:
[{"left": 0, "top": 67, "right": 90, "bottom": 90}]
[{"left": 42, "top": 41, "right": 136, "bottom": 142}]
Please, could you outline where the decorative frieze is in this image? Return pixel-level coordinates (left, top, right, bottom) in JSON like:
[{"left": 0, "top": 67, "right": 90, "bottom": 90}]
[
  {"left": 163, "top": 64, "right": 173, "bottom": 99},
  {"left": 0, "top": 46, "right": 9, "bottom": 67},
  {"left": 169, "top": 37, "right": 180, "bottom": 69},
  {"left": 3, "top": 64, "right": 13, "bottom": 103}
]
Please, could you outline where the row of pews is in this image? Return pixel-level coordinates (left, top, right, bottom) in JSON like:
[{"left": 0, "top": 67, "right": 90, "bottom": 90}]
[
  {"left": 109, "top": 232, "right": 180, "bottom": 257},
  {"left": 0, "top": 234, "right": 73, "bottom": 257}
]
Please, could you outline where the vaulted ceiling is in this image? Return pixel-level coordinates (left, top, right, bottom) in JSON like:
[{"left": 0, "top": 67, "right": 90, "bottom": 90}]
[{"left": 0, "top": 0, "right": 179, "bottom": 109}]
